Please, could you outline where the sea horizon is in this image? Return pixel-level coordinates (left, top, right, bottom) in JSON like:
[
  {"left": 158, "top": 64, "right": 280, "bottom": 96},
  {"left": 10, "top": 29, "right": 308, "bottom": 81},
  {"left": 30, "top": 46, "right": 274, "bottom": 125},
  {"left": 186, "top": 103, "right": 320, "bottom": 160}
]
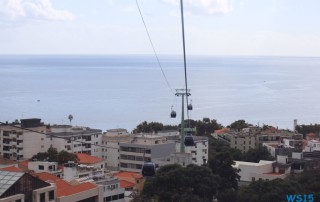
[{"left": 1, "top": 55, "right": 320, "bottom": 132}]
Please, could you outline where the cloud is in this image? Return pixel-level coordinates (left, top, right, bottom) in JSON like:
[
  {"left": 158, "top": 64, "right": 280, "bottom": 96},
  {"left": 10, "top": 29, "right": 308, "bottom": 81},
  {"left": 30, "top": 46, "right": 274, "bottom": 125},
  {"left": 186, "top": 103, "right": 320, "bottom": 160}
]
[
  {"left": 0, "top": 0, "right": 74, "bottom": 21},
  {"left": 161, "top": 0, "right": 232, "bottom": 15}
]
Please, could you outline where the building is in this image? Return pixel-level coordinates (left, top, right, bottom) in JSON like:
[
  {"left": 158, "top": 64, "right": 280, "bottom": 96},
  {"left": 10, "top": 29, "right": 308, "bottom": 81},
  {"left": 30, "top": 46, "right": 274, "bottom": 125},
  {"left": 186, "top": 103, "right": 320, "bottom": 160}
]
[
  {"left": 50, "top": 125, "right": 102, "bottom": 156},
  {"left": 113, "top": 172, "right": 144, "bottom": 193},
  {"left": 216, "top": 126, "right": 303, "bottom": 152},
  {"left": 0, "top": 171, "right": 56, "bottom": 202},
  {"left": 28, "top": 160, "right": 62, "bottom": 178},
  {"left": 304, "top": 139, "right": 320, "bottom": 152},
  {"left": 119, "top": 134, "right": 175, "bottom": 173},
  {"left": 0, "top": 119, "right": 103, "bottom": 161},
  {"left": 0, "top": 119, "right": 50, "bottom": 160},
  {"left": 34, "top": 172, "right": 104, "bottom": 202},
  {"left": 100, "top": 129, "right": 132, "bottom": 171},
  {"left": 233, "top": 155, "right": 291, "bottom": 184},
  {"left": 174, "top": 136, "right": 209, "bottom": 165}
]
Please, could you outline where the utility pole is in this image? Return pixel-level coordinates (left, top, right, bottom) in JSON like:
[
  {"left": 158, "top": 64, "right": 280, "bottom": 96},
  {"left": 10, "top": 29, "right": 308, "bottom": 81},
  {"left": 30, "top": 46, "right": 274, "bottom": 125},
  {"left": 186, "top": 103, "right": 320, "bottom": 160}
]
[{"left": 175, "top": 89, "right": 190, "bottom": 153}]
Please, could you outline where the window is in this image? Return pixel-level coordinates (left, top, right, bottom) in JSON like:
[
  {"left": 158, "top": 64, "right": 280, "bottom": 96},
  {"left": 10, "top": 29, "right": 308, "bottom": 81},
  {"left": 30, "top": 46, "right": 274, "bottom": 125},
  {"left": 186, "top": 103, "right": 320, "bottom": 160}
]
[
  {"left": 49, "top": 190, "right": 55, "bottom": 200},
  {"left": 119, "top": 194, "right": 124, "bottom": 199},
  {"left": 252, "top": 177, "right": 255, "bottom": 181},
  {"left": 105, "top": 196, "right": 111, "bottom": 202},
  {"left": 38, "top": 165, "right": 44, "bottom": 170},
  {"left": 40, "top": 193, "right": 45, "bottom": 202},
  {"left": 112, "top": 195, "right": 118, "bottom": 200}
]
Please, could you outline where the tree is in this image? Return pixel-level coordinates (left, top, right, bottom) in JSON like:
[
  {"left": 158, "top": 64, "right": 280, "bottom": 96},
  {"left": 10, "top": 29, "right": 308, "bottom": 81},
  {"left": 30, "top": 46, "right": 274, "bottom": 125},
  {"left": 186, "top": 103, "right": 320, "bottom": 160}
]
[
  {"left": 57, "top": 150, "right": 78, "bottom": 165},
  {"left": 141, "top": 164, "right": 219, "bottom": 202},
  {"left": 133, "top": 121, "right": 177, "bottom": 134},
  {"left": 243, "top": 145, "right": 274, "bottom": 163},
  {"left": 229, "top": 120, "right": 249, "bottom": 131},
  {"left": 208, "top": 151, "right": 240, "bottom": 191},
  {"left": 47, "top": 147, "right": 58, "bottom": 162}
]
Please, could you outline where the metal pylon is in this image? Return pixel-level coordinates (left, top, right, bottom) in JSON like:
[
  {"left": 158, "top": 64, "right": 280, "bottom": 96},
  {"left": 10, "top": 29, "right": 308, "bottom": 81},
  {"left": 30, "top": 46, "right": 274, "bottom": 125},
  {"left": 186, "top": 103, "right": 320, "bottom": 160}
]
[{"left": 175, "top": 89, "right": 190, "bottom": 153}]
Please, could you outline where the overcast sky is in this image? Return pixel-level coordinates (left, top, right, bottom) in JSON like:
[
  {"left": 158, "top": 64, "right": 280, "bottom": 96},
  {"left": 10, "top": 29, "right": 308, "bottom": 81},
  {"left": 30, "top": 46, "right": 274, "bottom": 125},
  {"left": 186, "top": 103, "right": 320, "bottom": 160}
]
[{"left": 0, "top": 0, "right": 320, "bottom": 56}]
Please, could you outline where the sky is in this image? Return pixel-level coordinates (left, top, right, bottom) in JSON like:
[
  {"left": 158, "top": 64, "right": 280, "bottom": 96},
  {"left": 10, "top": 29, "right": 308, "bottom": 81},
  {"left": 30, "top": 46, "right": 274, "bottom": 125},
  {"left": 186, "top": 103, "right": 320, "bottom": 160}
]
[{"left": 0, "top": 0, "right": 320, "bottom": 56}]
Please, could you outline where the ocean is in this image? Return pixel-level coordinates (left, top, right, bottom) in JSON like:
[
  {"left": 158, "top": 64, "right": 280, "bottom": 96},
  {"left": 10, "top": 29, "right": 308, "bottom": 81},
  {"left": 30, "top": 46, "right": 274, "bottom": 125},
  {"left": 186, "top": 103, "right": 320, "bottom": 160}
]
[{"left": 0, "top": 55, "right": 320, "bottom": 132}]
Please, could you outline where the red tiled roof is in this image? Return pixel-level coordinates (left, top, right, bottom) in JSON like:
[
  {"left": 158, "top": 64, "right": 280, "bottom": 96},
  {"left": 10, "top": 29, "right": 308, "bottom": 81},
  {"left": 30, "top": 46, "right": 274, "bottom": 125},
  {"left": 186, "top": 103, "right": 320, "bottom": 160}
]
[
  {"left": 119, "top": 180, "right": 135, "bottom": 188},
  {"left": 33, "top": 172, "right": 97, "bottom": 197},
  {"left": 57, "top": 182, "right": 97, "bottom": 197},
  {"left": 34, "top": 172, "right": 60, "bottom": 182},
  {"left": 75, "top": 153, "right": 104, "bottom": 164},
  {"left": 0, "top": 157, "right": 16, "bottom": 165},
  {"left": 0, "top": 166, "right": 22, "bottom": 172},
  {"left": 18, "top": 160, "right": 29, "bottom": 168},
  {"left": 18, "top": 160, "right": 30, "bottom": 172},
  {"left": 215, "top": 128, "right": 230, "bottom": 134},
  {"left": 114, "top": 171, "right": 143, "bottom": 179}
]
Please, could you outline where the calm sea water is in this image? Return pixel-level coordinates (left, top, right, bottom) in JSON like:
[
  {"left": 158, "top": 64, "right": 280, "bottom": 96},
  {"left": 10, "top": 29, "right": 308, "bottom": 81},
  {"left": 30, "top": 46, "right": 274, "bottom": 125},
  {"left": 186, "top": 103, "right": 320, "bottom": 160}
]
[{"left": 0, "top": 55, "right": 320, "bottom": 132}]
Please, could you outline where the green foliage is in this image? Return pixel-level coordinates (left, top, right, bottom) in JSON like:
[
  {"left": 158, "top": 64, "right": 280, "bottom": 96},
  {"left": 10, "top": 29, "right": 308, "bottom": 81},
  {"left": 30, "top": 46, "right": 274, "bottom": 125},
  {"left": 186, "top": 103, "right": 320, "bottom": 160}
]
[
  {"left": 296, "top": 124, "right": 320, "bottom": 136},
  {"left": 242, "top": 145, "right": 274, "bottom": 163},
  {"left": 57, "top": 150, "right": 79, "bottom": 165},
  {"left": 31, "top": 147, "right": 78, "bottom": 165},
  {"left": 229, "top": 120, "right": 250, "bottom": 131},
  {"left": 182, "top": 118, "right": 223, "bottom": 136},
  {"left": 208, "top": 151, "right": 240, "bottom": 191},
  {"left": 133, "top": 121, "right": 178, "bottom": 133},
  {"left": 141, "top": 164, "right": 219, "bottom": 202}
]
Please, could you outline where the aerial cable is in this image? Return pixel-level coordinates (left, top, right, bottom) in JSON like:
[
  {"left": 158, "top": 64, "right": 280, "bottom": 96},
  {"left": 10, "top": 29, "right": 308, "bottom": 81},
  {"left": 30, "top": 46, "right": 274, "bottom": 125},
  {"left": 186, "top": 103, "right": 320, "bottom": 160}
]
[
  {"left": 180, "top": 0, "right": 191, "bottom": 128},
  {"left": 135, "top": 0, "right": 175, "bottom": 95},
  {"left": 0, "top": 121, "right": 119, "bottom": 150}
]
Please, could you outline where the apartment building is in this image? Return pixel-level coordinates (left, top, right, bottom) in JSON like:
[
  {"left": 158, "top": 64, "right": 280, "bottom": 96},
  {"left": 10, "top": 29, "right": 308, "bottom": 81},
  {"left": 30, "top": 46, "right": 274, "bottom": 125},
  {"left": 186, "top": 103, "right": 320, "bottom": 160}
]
[
  {"left": 100, "top": 129, "right": 131, "bottom": 171},
  {"left": 50, "top": 125, "right": 102, "bottom": 156},
  {"left": 216, "top": 126, "right": 303, "bottom": 152},
  {"left": 0, "top": 119, "right": 51, "bottom": 160},
  {"left": 62, "top": 162, "right": 125, "bottom": 202},
  {"left": 174, "top": 136, "right": 209, "bottom": 165},
  {"left": 119, "top": 134, "right": 175, "bottom": 173}
]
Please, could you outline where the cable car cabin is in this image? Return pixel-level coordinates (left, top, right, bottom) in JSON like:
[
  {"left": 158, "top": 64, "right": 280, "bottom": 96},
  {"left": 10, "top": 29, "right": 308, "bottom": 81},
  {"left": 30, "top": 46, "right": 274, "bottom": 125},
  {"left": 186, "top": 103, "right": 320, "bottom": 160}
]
[
  {"left": 170, "top": 110, "right": 176, "bottom": 118},
  {"left": 184, "top": 134, "right": 195, "bottom": 147},
  {"left": 187, "top": 104, "right": 193, "bottom": 110},
  {"left": 142, "top": 162, "right": 156, "bottom": 177}
]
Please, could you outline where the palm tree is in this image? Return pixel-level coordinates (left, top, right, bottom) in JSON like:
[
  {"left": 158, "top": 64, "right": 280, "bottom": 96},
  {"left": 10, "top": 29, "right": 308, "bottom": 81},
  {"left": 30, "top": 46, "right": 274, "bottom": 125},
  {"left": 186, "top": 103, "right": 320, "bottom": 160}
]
[{"left": 68, "top": 114, "right": 73, "bottom": 125}]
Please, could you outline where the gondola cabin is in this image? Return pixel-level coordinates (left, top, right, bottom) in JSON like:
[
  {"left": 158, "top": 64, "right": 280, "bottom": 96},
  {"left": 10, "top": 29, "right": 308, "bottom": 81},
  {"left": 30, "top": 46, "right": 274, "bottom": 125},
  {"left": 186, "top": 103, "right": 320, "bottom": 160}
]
[
  {"left": 184, "top": 133, "right": 195, "bottom": 147},
  {"left": 142, "top": 162, "right": 156, "bottom": 177},
  {"left": 170, "top": 110, "right": 176, "bottom": 118},
  {"left": 187, "top": 104, "right": 193, "bottom": 110}
]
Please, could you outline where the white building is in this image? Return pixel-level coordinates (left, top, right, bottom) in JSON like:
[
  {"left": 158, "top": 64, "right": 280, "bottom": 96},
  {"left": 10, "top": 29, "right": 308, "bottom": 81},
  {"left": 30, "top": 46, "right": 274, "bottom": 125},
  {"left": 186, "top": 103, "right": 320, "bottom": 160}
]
[
  {"left": 28, "top": 161, "right": 62, "bottom": 177},
  {"left": 0, "top": 119, "right": 51, "bottom": 160},
  {"left": 100, "top": 129, "right": 132, "bottom": 171},
  {"left": 233, "top": 155, "right": 291, "bottom": 183},
  {"left": 174, "top": 136, "right": 209, "bottom": 166},
  {"left": 50, "top": 125, "right": 102, "bottom": 157},
  {"left": 119, "top": 134, "right": 176, "bottom": 173},
  {"left": 304, "top": 139, "right": 320, "bottom": 152}
]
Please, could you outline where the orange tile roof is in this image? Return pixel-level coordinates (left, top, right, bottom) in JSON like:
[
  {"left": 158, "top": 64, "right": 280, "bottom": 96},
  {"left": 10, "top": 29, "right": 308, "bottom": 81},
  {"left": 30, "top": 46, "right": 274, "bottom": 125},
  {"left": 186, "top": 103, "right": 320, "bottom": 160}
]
[
  {"left": 0, "top": 157, "right": 16, "bottom": 165},
  {"left": 18, "top": 160, "right": 29, "bottom": 167},
  {"left": 119, "top": 180, "right": 135, "bottom": 188},
  {"left": 215, "top": 128, "right": 230, "bottom": 134},
  {"left": 33, "top": 172, "right": 97, "bottom": 197},
  {"left": 113, "top": 171, "right": 143, "bottom": 179},
  {"left": 34, "top": 172, "right": 60, "bottom": 182},
  {"left": 75, "top": 153, "right": 104, "bottom": 164},
  {"left": 0, "top": 166, "right": 23, "bottom": 172},
  {"left": 57, "top": 182, "right": 97, "bottom": 197}
]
